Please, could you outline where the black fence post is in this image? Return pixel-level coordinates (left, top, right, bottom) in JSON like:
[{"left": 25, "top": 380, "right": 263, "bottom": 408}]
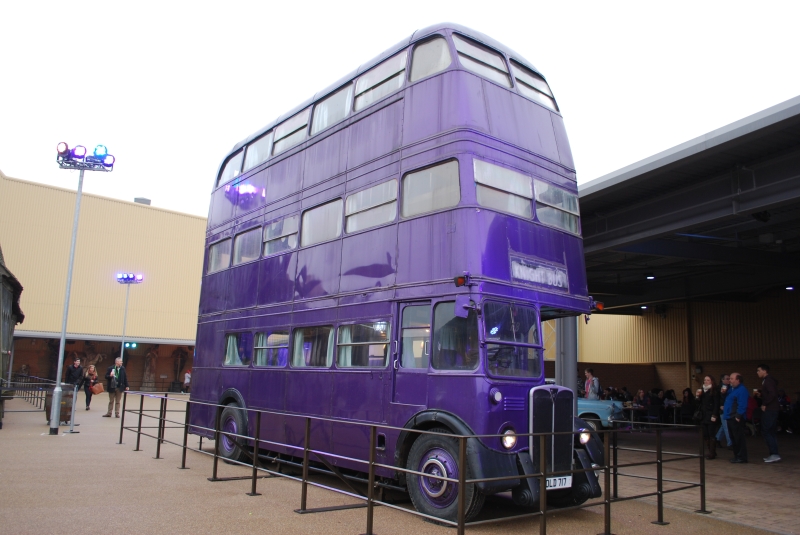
[
  {"left": 651, "top": 428, "right": 669, "bottom": 525},
  {"left": 696, "top": 424, "right": 711, "bottom": 514},
  {"left": 539, "top": 433, "right": 547, "bottom": 535},
  {"left": 154, "top": 395, "right": 166, "bottom": 459},
  {"left": 160, "top": 393, "right": 169, "bottom": 445},
  {"left": 247, "top": 410, "right": 262, "bottom": 496},
  {"left": 211, "top": 404, "right": 221, "bottom": 481},
  {"left": 118, "top": 391, "right": 127, "bottom": 444},
  {"left": 365, "top": 425, "right": 377, "bottom": 535},
  {"left": 602, "top": 429, "right": 612, "bottom": 535},
  {"left": 299, "top": 417, "right": 311, "bottom": 512},
  {"left": 612, "top": 428, "right": 619, "bottom": 499},
  {"left": 179, "top": 400, "right": 191, "bottom": 469},
  {"left": 134, "top": 395, "right": 144, "bottom": 452},
  {"left": 457, "top": 434, "right": 467, "bottom": 535}
]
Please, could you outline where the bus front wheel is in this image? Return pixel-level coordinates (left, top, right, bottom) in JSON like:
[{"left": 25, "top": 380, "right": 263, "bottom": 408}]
[
  {"left": 406, "top": 427, "right": 484, "bottom": 522},
  {"left": 218, "top": 403, "right": 248, "bottom": 463}
]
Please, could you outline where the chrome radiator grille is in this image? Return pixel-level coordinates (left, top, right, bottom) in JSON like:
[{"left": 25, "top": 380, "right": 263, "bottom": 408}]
[{"left": 528, "top": 385, "right": 574, "bottom": 475}]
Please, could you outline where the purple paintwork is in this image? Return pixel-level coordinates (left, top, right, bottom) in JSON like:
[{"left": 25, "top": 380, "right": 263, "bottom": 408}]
[{"left": 191, "top": 23, "right": 588, "bottom": 491}]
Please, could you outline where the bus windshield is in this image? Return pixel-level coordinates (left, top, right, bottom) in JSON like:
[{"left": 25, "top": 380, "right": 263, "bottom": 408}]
[{"left": 483, "top": 301, "right": 542, "bottom": 378}]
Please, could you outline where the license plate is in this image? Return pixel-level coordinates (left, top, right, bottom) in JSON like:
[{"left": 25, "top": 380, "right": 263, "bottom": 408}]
[{"left": 545, "top": 476, "right": 572, "bottom": 490}]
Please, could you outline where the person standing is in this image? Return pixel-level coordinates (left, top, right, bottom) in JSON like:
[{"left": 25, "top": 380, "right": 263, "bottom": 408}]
[
  {"left": 103, "top": 357, "right": 129, "bottom": 418},
  {"left": 757, "top": 364, "right": 781, "bottom": 463},
  {"left": 584, "top": 368, "right": 601, "bottom": 400},
  {"left": 64, "top": 357, "right": 83, "bottom": 385},
  {"left": 716, "top": 374, "right": 732, "bottom": 448},
  {"left": 699, "top": 375, "right": 720, "bottom": 459},
  {"left": 724, "top": 372, "right": 750, "bottom": 463},
  {"left": 183, "top": 369, "right": 191, "bottom": 394},
  {"left": 78, "top": 364, "right": 99, "bottom": 410}
]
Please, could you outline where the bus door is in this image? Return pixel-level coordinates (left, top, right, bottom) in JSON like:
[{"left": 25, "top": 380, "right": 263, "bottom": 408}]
[{"left": 392, "top": 302, "right": 430, "bottom": 408}]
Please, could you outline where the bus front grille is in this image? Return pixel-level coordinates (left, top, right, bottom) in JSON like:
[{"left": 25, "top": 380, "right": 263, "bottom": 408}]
[{"left": 528, "top": 385, "right": 574, "bottom": 476}]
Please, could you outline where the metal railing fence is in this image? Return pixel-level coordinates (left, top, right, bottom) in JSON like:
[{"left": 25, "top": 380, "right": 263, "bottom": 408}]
[{"left": 117, "top": 392, "right": 711, "bottom": 535}]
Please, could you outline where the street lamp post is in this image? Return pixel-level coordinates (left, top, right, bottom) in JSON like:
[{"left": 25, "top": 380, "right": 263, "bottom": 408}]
[
  {"left": 117, "top": 273, "right": 143, "bottom": 365},
  {"left": 49, "top": 143, "right": 115, "bottom": 435}
]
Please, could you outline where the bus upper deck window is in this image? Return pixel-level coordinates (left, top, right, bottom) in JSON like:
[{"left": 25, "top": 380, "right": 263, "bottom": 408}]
[
  {"left": 263, "top": 215, "right": 299, "bottom": 255},
  {"left": 301, "top": 199, "right": 343, "bottom": 247},
  {"left": 354, "top": 50, "right": 408, "bottom": 112},
  {"left": 243, "top": 131, "right": 273, "bottom": 172},
  {"left": 409, "top": 37, "right": 451, "bottom": 82},
  {"left": 533, "top": 180, "right": 580, "bottom": 235},
  {"left": 473, "top": 159, "right": 533, "bottom": 219},
  {"left": 452, "top": 34, "right": 511, "bottom": 88},
  {"left": 207, "top": 238, "right": 232, "bottom": 274},
  {"left": 273, "top": 108, "right": 311, "bottom": 156},
  {"left": 401, "top": 160, "right": 460, "bottom": 218},
  {"left": 510, "top": 60, "right": 558, "bottom": 112},
  {"left": 217, "top": 151, "right": 243, "bottom": 187},
  {"left": 232, "top": 227, "right": 262, "bottom": 266},
  {"left": 312, "top": 84, "right": 354, "bottom": 135},
  {"left": 345, "top": 179, "right": 397, "bottom": 233}
]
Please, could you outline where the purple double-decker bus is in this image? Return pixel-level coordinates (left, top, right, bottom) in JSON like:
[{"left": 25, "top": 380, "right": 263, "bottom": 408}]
[{"left": 192, "top": 23, "right": 602, "bottom": 521}]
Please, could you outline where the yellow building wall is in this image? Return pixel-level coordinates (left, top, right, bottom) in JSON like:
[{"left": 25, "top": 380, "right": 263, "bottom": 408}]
[{"left": 0, "top": 170, "right": 206, "bottom": 342}]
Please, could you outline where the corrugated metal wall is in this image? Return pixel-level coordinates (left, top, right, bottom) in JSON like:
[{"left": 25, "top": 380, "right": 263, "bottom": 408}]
[
  {"left": 0, "top": 170, "right": 206, "bottom": 342},
  {"left": 578, "top": 304, "right": 688, "bottom": 363},
  {"left": 577, "top": 292, "right": 800, "bottom": 364}
]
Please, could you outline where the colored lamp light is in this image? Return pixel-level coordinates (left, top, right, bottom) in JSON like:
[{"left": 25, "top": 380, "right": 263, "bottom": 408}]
[
  {"left": 93, "top": 145, "right": 108, "bottom": 158},
  {"left": 103, "top": 154, "right": 115, "bottom": 167},
  {"left": 71, "top": 145, "right": 87, "bottom": 159},
  {"left": 57, "top": 142, "right": 70, "bottom": 156}
]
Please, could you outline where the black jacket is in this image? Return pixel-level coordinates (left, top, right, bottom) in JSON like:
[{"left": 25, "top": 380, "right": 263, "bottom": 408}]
[
  {"left": 699, "top": 388, "right": 720, "bottom": 424},
  {"left": 105, "top": 365, "right": 129, "bottom": 392},
  {"left": 64, "top": 365, "right": 84, "bottom": 385},
  {"left": 761, "top": 374, "right": 779, "bottom": 411}
]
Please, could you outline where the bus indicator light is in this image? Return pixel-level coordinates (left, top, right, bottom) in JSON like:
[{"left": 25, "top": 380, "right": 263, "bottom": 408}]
[{"left": 453, "top": 273, "right": 471, "bottom": 287}]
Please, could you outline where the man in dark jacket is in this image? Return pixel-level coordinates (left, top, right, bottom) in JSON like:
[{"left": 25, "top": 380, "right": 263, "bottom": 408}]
[
  {"left": 724, "top": 373, "right": 750, "bottom": 463},
  {"left": 103, "top": 357, "right": 129, "bottom": 418},
  {"left": 64, "top": 358, "right": 83, "bottom": 385},
  {"left": 757, "top": 364, "right": 781, "bottom": 463}
]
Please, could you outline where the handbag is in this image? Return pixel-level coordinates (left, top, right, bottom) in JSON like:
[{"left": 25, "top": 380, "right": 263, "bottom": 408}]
[
  {"left": 91, "top": 383, "right": 104, "bottom": 395},
  {"left": 109, "top": 376, "right": 118, "bottom": 391},
  {"left": 692, "top": 407, "right": 703, "bottom": 424}
]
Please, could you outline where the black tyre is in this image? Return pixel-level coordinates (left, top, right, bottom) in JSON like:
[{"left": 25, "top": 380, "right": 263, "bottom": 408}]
[
  {"left": 406, "top": 428, "right": 485, "bottom": 522},
  {"left": 218, "top": 403, "right": 248, "bottom": 463}
]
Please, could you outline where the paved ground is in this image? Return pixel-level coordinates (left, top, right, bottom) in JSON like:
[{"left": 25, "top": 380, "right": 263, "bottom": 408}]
[{"left": 0, "top": 394, "right": 792, "bottom": 535}]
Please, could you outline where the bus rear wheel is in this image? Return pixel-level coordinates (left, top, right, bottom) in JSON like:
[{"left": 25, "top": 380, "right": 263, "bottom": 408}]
[
  {"left": 406, "top": 427, "right": 484, "bottom": 522},
  {"left": 219, "top": 403, "right": 248, "bottom": 463}
]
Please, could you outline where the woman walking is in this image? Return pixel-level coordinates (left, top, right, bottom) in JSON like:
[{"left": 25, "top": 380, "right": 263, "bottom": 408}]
[
  {"left": 699, "top": 375, "right": 721, "bottom": 459},
  {"left": 80, "top": 364, "right": 99, "bottom": 410}
]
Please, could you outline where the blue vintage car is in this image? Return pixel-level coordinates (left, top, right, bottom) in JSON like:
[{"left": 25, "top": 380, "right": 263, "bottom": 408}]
[{"left": 577, "top": 399, "right": 626, "bottom": 430}]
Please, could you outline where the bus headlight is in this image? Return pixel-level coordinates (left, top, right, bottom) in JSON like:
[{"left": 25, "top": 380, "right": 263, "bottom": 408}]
[
  {"left": 501, "top": 429, "right": 517, "bottom": 449},
  {"left": 579, "top": 429, "right": 591, "bottom": 445}
]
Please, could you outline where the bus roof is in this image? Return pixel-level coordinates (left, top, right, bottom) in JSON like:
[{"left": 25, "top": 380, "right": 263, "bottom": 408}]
[{"left": 229, "top": 22, "right": 542, "bottom": 155}]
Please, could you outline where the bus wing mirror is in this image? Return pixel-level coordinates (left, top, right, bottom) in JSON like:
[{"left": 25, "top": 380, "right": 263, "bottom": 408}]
[{"left": 455, "top": 295, "right": 471, "bottom": 318}]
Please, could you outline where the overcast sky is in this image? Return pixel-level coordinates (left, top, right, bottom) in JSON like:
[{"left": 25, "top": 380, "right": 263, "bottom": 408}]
[{"left": 2, "top": 1, "right": 799, "bottom": 217}]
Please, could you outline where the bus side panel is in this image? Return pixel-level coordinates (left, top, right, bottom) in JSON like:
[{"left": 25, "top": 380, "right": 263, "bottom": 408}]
[
  {"left": 483, "top": 81, "right": 560, "bottom": 163},
  {"left": 200, "top": 270, "right": 229, "bottom": 314},
  {"left": 303, "top": 128, "right": 350, "bottom": 188},
  {"left": 330, "top": 369, "right": 385, "bottom": 467},
  {"left": 348, "top": 101, "right": 403, "bottom": 169},
  {"left": 403, "top": 71, "right": 489, "bottom": 145},
  {"left": 396, "top": 210, "right": 475, "bottom": 285},
  {"left": 284, "top": 369, "right": 333, "bottom": 458},
  {"left": 257, "top": 253, "right": 297, "bottom": 305},
  {"left": 340, "top": 226, "right": 397, "bottom": 292},
  {"left": 234, "top": 169, "right": 268, "bottom": 218},
  {"left": 249, "top": 369, "right": 289, "bottom": 455},
  {"left": 227, "top": 262, "right": 259, "bottom": 310},
  {"left": 295, "top": 242, "right": 341, "bottom": 299},
  {"left": 550, "top": 114, "right": 575, "bottom": 171},
  {"left": 267, "top": 154, "right": 304, "bottom": 204}
]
